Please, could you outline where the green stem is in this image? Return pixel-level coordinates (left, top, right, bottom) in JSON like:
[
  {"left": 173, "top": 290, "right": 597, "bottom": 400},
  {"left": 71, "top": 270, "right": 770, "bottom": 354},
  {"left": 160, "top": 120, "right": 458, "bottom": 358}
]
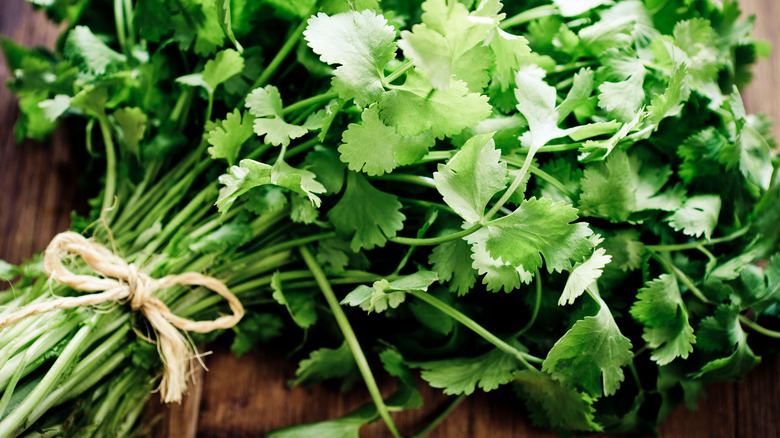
[
  {"left": 408, "top": 290, "right": 539, "bottom": 370},
  {"left": 284, "top": 137, "right": 320, "bottom": 160},
  {"left": 282, "top": 91, "right": 339, "bottom": 116},
  {"left": 299, "top": 247, "right": 402, "bottom": 438},
  {"left": 247, "top": 19, "right": 308, "bottom": 95},
  {"left": 97, "top": 116, "right": 118, "bottom": 219},
  {"left": 645, "top": 226, "right": 750, "bottom": 252},
  {"left": 554, "top": 60, "right": 597, "bottom": 74},
  {"left": 500, "top": 4, "right": 559, "bottom": 29},
  {"left": 371, "top": 174, "right": 436, "bottom": 189},
  {"left": 389, "top": 223, "right": 482, "bottom": 247},
  {"left": 113, "top": 0, "right": 129, "bottom": 56},
  {"left": 408, "top": 395, "right": 466, "bottom": 438},
  {"left": 484, "top": 150, "right": 536, "bottom": 222},
  {"left": 647, "top": 250, "right": 714, "bottom": 305},
  {"left": 738, "top": 315, "right": 780, "bottom": 339},
  {"left": 0, "top": 316, "right": 98, "bottom": 437},
  {"left": 516, "top": 270, "right": 542, "bottom": 337},
  {"left": 384, "top": 60, "right": 414, "bottom": 85},
  {"left": 420, "top": 150, "right": 455, "bottom": 162}
]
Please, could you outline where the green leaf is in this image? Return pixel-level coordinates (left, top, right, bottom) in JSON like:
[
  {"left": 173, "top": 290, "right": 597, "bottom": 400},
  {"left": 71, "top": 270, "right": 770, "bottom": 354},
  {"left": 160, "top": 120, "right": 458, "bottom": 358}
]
[
  {"left": 514, "top": 66, "right": 578, "bottom": 152},
  {"left": 38, "top": 94, "right": 72, "bottom": 122},
  {"left": 380, "top": 349, "right": 423, "bottom": 410},
  {"left": 429, "top": 236, "right": 477, "bottom": 296},
  {"left": 304, "top": 146, "right": 346, "bottom": 195},
  {"left": 578, "top": 150, "right": 635, "bottom": 221},
  {"left": 418, "top": 348, "right": 519, "bottom": 395},
  {"left": 478, "top": 197, "right": 594, "bottom": 273},
  {"left": 328, "top": 172, "right": 405, "bottom": 251},
  {"left": 289, "top": 341, "right": 357, "bottom": 388},
  {"left": 202, "top": 49, "right": 244, "bottom": 91},
  {"left": 543, "top": 298, "right": 633, "bottom": 397},
  {"left": 217, "top": 0, "right": 244, "bottom": 52},
  {"left": 113, "top": 107, "right": 147, "bottom": 158},
  {"left": 469, "top": 228, "right": 533, "bottom": 293},
  {"left": 0, "top": 260, "right": 18, "bottom": 281},
  {"left": 64, "top": 26, "right": 126, "bottom": 75},
  {"left": 341, "top": 271, "right": 438, "bottom": 313},
  {"left": 304, "top": 11, "right": 397, "bottom": 106},
  {"left": 188, "top": 223, "right": 251, "bottom": 253},
  {"left": 667, "top": 194, "right": 721, "bottom": 239},
  {"left": 599, "top": 72, "right": 646, "bottom": 122},
  {"left": 433, "top": 133, "right": 508, "bottom": 222},
  {"left": 513, "top": 370, "right": 602, "bottom": 432},
  {"left": 246, "top": 85, "right": 308, "bottom": 146},
  {"left": 339, "top": 104, "right": 434, "bottom": 176},
  {"left": 231, "top": 312, "right": 283, "bottom": 357},
  {"left": 630, "top": 275, "right": 695, "bottom": 365},
  {"left": 272, "top": 159, "right": 326, "bottom": 207},
  {"left": 267, "top": 405, "right": 376, "bottom": 438},
  {"left": 552, "top": 0, "right": 612, "bottom": 16},
  {"left": 272, "top": 271, "right": 318, "bottom": 329},
  {"left": 601, "top": 229, "right": 644, "bottom": 272},
  {"left": 398, "top": 0, "right": 500, "bottom": 90},
  {"left": 207, "top": 109, "right": 254, "bottom": 165},
  {"left": 378, "top": 69, "right": 492, "bottom": 139},
  {"left": 216, "top": 159, "right": 273, "bottom": 214},
  {"left": 70, "top": 85, "right": 108, "bottom": 118},
  {"left": 691, "top": 304, "right": 760, "bottom": 381},
  {"left": 560, "top": 248, "right": 611, "bottom": 305},
  {"left": 646, "top": 62, "right": 690, "bottom": 127}
]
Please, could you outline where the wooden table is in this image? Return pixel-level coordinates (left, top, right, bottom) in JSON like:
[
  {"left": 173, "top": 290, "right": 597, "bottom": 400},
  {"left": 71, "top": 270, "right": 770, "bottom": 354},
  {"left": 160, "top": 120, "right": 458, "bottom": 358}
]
[{"left": 1, "top": 1, "right": 778, "bottom": 436}]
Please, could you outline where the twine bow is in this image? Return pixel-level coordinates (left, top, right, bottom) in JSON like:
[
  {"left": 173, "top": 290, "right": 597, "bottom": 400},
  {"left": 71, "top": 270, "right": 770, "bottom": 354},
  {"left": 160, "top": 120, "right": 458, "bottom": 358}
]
[{"left": 0, "top": 231, "right": 244, "bottom": 403}]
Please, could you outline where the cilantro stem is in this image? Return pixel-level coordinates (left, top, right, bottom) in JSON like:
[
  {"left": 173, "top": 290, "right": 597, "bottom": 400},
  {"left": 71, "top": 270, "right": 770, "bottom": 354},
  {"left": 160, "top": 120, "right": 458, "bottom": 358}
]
[
  {"left": 284, "top": 137, "right": 320, "bottom": 160},
  {"left": 738, "top": 315, "right": 780, "bottom": 339},
  {"left": 484, "top": 149, "right": 536, "bottom": 222},
  {"left": 389, "top": 223, "right": 482, "bottom": 246},
  {"left": 646, "top": 250, "right": 714, "bottom": 305},
  {"left": 407, "top": 290, "right": 539, "bottom": 370},
  {"left": 420, "top": 150, "right": 455, "bottom": 162},
  {"left": 299, "top": 246, "right": 403, "bottom": 438},
  {"left": 516, "top": 270, "right": 542, "bottom": 337},
  {"left": 500, "top": 4, "right": 559, "bottom": 29},
  {"left": 503, "top": 156, "right": 575, "bottom": 199},
  {"left": 408, "top": 394, "right": 466, "bottom": 438},
  {"left": 371, "top": 174, "right": 436, "bottom": 189},
  {"left": 384, "top": 60, "right": 414, "bottom": 85},
  {"left": 248, "top": 19, "right": 308, "bottom": 94},
  {"left": 281, "top": 91, "right": 339, "bottom": 116},
  {"left": 644, "top": 226, "right": 750, "bottom": 251},
  {"left": 97, "top": 115, "right": 118, "bottom": 220},
  {"left": 554, "top": 60, "right": 598, "bottom": 74},
  {"left": 114, "top": 0, "right": 129, "bottom": 57}
]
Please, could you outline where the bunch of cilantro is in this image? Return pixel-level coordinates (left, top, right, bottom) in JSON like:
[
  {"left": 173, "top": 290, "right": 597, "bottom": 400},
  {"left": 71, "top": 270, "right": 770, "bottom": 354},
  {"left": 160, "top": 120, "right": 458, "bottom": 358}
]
[{"left": 3, "top": 0, "right": 780, "bottom": 436}]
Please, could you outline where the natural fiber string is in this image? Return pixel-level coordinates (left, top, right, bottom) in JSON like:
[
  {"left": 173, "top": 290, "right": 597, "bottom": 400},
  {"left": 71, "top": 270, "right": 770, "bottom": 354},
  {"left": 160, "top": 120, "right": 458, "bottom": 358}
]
[{"left": 0, "top": 231, "right": 244, "bottom": 403}]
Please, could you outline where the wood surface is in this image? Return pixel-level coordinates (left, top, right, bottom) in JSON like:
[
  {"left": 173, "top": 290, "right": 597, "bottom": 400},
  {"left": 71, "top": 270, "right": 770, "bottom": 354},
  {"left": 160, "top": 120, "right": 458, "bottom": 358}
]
[{"left": 1, "top": 1, "right": 779, "bottom": 437}]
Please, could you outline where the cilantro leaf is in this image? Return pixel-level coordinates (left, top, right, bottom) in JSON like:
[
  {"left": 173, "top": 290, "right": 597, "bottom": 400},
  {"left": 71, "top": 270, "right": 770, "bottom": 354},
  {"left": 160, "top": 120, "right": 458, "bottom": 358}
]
[
  {"left": 646, "top": 63, "right": 691, "bottom": 127},
  {"left": 380, "top": 349, "right": 423, "bottom": 410},
  {"left": 341, "top": 271, "right": 438, "bottom": 313},
  {"left": 304, "top": 11, "right": 397, "bottom": 107},
  {"left": 289, "top": 341, "right": 357, "bottom": 388},
  {"left": 378, "top": 69, "right": 492, "bottom": 139},
  {"left": 468, "top": 228, "right": 533, "bottom": 293},
  {"left": 599, "top": 229, "right": 644, "bottom": 273},
  {"left": 630, "top": 275, "right": 696, "bottom": 365},
  {"left": 207, "top": 109, "right": 254, "bottom": 165},
  {"left": 246, "top": 85, "right": 308, "bottom": 146},
  {"left": 560, "top": 248, "right": 612, "bottom": 305},
  {"left": 543, "top": 296, "right": 633, "bottom": 397},
  {"left": 231, "top": 312, "right": 283, "bottom": 357},
  {"left": 64, "top": 26, "right": 126, "bottom": 75},
  {"left": 514, "top": 66, "right": 578, "bottom": 152},
  {"left": 271, "top": 271, "right": 318, "bottom": 329},
  {"left": 202, "top": 49, "right": 244, "bottom": 91},
  {"left": 328, "top": 172, "right": 405, "bottom": 251},
  {"left": 578, "top": 150, "right": 636, "bottom": 221},
  {"left": 433, "top": 133, "right": 508, "bottom": 222},
  {"left": 216, "top": 159, "right": 272, "bottom": 214},
  {"left": 113, "top": 107, "right": 147, "bottom": 159},
  {"left": 598, "top": 72, "right": 646, "bottom": 123},
  {"left": 272, "top": 158, "right": 326, "bottom": 207},
  {"left": 418, "top": 348, "right": 519, "bottom": 395},
  {"left": 339, "top": 104, "right": 434, "bottom": 176},
  {"left": 691, "top": 304, "right": 760, "bottom": 381},
  {"left": 480, "top": 197, "right": 594, "bottom": 273},
  {"left": 429, "top": 236, "right": 477, "bottom": 296},
  {"left": 513, "top": 370, "right": 602, "bottom": 432},
  {"left": 667, "top": 195, "right": 722, "bottom": 239}
]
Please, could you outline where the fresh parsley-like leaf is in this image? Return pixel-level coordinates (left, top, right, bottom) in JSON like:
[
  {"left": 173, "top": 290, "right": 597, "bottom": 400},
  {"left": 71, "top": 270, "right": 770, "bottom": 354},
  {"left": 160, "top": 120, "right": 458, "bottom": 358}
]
[
  {"left": 418, "top": 347, "right": 519, "bottom": 395},
  {"left": 560, "top": 248, "right": 612, "bottom": 305}
]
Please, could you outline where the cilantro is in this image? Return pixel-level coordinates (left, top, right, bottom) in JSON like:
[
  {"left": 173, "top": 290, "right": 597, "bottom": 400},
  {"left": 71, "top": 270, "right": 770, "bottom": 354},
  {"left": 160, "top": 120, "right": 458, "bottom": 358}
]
[
  {"left": 543, "top": 296, "right": 633, "bottom": 397},
  {"left": 246, "top": 85, "right": 308, "bottom": 147},
  {"left": 417, "top": 347, "right": 519, "bottom": 396},
  {"left": 667, "top": 195, "right": 722, "bottom": 239},
  {"left": 328, "top": 172, "right": 405, "bottom": 251}
]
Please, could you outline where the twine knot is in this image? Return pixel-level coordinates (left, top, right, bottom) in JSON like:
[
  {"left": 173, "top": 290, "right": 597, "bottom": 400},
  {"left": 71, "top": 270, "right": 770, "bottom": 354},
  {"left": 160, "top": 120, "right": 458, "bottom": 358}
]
[{"left": 0, "top": 231, "right": 244, "bottom": 403}]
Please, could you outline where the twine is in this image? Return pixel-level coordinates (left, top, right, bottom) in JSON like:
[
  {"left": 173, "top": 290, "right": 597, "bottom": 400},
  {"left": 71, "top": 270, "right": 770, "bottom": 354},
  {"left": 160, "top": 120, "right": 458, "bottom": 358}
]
[{"left": 0, "top": 231, "right": 244, "bottom": 403}]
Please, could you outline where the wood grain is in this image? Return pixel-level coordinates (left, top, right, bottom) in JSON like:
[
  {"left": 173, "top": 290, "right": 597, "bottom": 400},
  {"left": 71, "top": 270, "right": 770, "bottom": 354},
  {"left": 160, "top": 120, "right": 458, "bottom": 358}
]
[{"left": 1, "top": 1, "right": 778, "bottom": 437}]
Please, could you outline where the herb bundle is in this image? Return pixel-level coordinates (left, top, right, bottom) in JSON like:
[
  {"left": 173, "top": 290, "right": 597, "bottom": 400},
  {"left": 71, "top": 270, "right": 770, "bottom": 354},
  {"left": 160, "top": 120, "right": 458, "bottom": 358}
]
[{"left": 2, "top": 0, "right": 780, "bottom": 436}]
